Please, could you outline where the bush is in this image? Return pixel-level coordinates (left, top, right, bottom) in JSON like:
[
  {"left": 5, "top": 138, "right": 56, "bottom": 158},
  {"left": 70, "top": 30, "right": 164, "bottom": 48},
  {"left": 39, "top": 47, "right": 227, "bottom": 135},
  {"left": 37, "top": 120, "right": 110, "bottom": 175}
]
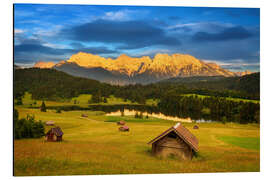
[
  {"left": 14, "top": 110, "right": 45, "bottom": 139},
  {"left": 221, "top": 116, "right": 227, "bottom": 124},
  {"left": 15, "top": 97, "right": 23, "bottom": 105},
  {"left": 56, "top": 108, "right": 62, "bottom": 113}
]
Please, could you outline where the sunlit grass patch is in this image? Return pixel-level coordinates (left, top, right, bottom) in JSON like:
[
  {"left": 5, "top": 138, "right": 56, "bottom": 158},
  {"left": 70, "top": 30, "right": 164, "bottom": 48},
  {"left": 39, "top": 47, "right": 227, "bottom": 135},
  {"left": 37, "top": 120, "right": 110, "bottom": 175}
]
[
  {"left": 146, "top": 98, "right": 159, "bottom": 106},
  {"left": 105, "top": 115, "right": 170, "bottom": 123},
  {"left": 217, "top": 136, "right": 260, "bottom": 150},
  {"left": 71, "top": 94, "right": 92, "bottom": 104}
]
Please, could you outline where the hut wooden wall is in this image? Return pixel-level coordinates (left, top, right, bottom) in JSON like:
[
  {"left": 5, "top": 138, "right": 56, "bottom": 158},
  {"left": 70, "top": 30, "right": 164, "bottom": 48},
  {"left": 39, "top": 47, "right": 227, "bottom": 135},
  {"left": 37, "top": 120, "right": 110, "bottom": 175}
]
[
  {"left": 56, "top": 136, "right": 62, "bottom": 141},
  {"left": 152, "top": 132, "right": 193, "bottom": 160},
  {"left": 46, "top": 133, "right": 62, "bottom": 142},
  {"left": 46, "top": 133, "right": 55, "bottom": 142}
]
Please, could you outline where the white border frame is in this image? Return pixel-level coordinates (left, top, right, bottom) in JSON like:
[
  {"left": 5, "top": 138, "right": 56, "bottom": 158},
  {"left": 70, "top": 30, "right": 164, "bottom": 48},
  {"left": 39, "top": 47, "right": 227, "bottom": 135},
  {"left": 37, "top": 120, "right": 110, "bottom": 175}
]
[{"left": 1, "top": 0, "right": 269, "bottom": 180}]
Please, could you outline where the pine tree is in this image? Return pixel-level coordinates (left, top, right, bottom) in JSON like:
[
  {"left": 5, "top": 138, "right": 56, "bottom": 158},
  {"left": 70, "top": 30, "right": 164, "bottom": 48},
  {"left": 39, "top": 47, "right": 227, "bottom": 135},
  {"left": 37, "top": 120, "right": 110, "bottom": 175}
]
[
  {"left": 40, "top": 101, "right": 46, "bottom": 112},
  {"left": 91, "top": 91, "right": 102, "bottom": 103},
  {"left": 139, "top": 112, "right": 143, "bottom": 119},
  {"left": 135, "top": 112, "right": 139, "bottom": 118}
]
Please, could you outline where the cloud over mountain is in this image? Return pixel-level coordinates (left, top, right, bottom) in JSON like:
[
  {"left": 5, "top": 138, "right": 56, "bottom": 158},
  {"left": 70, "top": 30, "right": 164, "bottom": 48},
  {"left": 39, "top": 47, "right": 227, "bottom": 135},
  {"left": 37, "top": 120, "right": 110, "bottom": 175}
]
[
  {"left": 60, "top": 19, "right": 182, "bottom": 49},
  {"left": 192, "top": 26, "right": 254, "bottom": 42}
]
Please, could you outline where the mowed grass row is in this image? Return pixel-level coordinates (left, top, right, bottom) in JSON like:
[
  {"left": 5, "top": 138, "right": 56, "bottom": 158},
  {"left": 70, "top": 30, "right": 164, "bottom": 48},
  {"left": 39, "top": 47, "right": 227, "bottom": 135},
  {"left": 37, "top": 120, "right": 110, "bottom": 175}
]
[{"left": 14, "top": 107, "right": 260, "bottom": 176}]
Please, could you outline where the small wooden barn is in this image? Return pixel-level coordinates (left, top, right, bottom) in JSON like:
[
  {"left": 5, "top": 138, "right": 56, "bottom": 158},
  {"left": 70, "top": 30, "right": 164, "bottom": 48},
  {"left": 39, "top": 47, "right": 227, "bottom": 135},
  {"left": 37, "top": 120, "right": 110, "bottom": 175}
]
[
  {"left": 45, "top": 126, "right": 64, "bottom": 142},
  {"left": 117, "top": 121, "right": 125, "bottom": 125},
  {"left": 119, "top": 126, "right": 129, "bottom": 132},
  {"left": 148, "top": 123, "right": 198, "bottom": 160}
]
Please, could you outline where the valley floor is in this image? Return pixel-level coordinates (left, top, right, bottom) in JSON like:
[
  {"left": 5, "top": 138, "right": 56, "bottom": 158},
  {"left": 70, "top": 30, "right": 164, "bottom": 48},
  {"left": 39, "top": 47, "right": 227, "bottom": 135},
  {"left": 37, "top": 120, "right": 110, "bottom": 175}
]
[{"left": 14, "top": 107, "right": 260, "bottom": 176}]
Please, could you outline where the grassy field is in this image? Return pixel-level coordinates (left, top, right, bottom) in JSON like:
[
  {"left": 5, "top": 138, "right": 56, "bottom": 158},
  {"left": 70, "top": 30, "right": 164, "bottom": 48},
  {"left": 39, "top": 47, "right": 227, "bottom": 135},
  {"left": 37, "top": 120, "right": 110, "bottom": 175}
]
[
  {"left": 14, "top": 106, "right": 260, "bottom": 176},
  {"left": 183, "top": 94, "right": 260, "bottom": 103},
  {"left": 19, "top": 93, "right": 145, "bottom": 108}
]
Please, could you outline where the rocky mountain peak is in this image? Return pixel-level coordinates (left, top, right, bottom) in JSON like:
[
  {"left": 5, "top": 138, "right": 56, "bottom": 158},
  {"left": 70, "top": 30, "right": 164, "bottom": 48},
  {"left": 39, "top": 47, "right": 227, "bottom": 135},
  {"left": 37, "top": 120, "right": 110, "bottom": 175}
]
[{"left": 33, "top": 52, "right": 253, "bottom": 85}]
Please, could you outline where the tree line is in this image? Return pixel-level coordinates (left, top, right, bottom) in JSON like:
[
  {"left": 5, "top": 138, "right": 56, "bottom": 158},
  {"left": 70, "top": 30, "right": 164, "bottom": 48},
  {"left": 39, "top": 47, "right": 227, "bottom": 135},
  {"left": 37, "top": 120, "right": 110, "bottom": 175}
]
[{"left": 157, "top": 94, "right": 260, "bottom": 124}]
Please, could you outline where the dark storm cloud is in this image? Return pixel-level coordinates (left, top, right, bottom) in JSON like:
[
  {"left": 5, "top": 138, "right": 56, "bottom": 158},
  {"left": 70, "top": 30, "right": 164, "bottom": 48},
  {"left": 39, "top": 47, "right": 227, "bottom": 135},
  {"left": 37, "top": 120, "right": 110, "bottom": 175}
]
[
  {"left": 170, "top": 26, "right": 192, "bottom": 32},
  {"left": 80, "top": 46, "right": 118, "bottom": 54},
  {"left": 223, "top": 8, "right": 260, "bottom": 17},
  {"left": 15, "top": 43, "right": 118, "bottom": 55},
  {"left": 60, "top": 19, "right": 181, "bottom": 49},
  {"left": 182, "top": 36, "right": 259, "bottom": 63},
  {"left": 15, "top": 44, "right": 69, "bottom": 55},
  {"left": 192, "top": 26, "right": 253, "bottom": 42},
  {"left": 168, "top": 16, "right": 181, "bottom": 21},
  {"left": 14, "top": 40, "right": 118, "bottom": 63},
  {"left": 70, "top": 42, "right": 85, "bottom": 49}
]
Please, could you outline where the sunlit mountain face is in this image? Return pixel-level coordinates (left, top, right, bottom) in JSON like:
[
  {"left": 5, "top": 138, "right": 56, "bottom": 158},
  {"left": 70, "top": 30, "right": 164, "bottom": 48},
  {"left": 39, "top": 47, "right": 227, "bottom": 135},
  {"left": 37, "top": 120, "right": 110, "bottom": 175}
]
[
  {"left": 33, "top": 52, "right": 251, "bottom": 85},
  {"left": 14, "top": 4, "right": 260, "bottom": 74}
]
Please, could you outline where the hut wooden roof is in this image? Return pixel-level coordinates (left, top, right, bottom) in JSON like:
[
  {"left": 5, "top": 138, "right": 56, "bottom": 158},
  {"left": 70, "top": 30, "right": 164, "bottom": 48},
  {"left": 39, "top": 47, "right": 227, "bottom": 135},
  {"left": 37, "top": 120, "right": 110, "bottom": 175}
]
[
  {"left": 148, "top": 123, "right": 198, "bottom": 152},
  {"left": 46, "top": 126, "right": 64, "bottom": 137}
]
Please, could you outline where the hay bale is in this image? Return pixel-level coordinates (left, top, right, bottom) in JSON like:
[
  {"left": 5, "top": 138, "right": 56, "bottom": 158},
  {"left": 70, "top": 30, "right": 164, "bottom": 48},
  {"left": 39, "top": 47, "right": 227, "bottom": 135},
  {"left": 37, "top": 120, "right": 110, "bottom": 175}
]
[
  {"left": 81, "top": 114, "right": 88, "bottom": 118},
  {"left": 46, "top": 121, "right": 55, "bottom": 126},
  {"left": 193, "top": 125, "right": 199, "bottom": 129},
  {"left": 117, "top": 121, "right": 125, "bottom": 125},
  {"left": 119, "top": 126, "right": 129, "bottom": 132}
]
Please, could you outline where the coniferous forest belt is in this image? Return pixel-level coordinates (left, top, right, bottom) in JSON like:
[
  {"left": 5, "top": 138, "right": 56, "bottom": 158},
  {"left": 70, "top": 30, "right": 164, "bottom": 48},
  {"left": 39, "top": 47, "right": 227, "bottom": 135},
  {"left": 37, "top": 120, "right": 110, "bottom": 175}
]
[{"left": 14, "top": 68, "right": 259, "bottom": 101}]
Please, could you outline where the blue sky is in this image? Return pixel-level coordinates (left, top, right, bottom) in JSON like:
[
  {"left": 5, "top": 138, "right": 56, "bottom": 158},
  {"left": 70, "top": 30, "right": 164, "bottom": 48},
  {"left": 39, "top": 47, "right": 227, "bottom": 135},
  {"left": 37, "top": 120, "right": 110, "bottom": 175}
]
[{"left": 14, "top": 4, "right": 260, "bottom": 71}]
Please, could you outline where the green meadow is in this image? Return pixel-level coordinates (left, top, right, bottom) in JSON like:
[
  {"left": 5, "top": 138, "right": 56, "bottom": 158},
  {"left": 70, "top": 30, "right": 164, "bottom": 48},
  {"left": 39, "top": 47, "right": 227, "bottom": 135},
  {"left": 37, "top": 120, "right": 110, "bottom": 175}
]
[
  {"left": 14, "top": 102, "right": 260, "bottom": 176},
  {"left": 18, "top": 93, "right": 142, "bottom": 108}
]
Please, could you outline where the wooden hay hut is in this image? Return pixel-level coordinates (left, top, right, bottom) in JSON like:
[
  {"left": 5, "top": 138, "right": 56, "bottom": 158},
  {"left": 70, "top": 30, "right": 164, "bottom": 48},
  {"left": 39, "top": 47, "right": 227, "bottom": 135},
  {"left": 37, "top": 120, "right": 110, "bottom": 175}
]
[
  {"left": 117, "top": 121, "right": 125, "bottom": 125},
  {"left": 193, "top": 125, "right": 199, "bottom": 129},
  {"left": 45, "top": 121, "right": 55, "bottom": 126},
  {"left": 119, "top": 125, "right": 129, "bottom": 132},
  {"left": 148, "top": 123, "right": 198, "bottom": 160},
  {"left": 81, "top": 114, "right": 88, "bottom": 118},
  {"left": 45, "top": 126, "right": 64, "bottom": 142}
]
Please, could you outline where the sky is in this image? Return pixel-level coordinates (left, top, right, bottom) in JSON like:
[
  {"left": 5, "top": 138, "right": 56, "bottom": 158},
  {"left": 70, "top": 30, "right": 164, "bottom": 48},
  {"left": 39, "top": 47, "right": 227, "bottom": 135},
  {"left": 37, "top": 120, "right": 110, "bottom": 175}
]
[{"left": 14, "top": 4, "right": 260, "bottom": 72}]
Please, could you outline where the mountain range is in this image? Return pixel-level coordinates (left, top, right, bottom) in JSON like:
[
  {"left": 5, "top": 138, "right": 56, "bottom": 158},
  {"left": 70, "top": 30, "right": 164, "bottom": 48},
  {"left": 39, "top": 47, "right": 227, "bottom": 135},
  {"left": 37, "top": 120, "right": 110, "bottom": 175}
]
[{"left": 32, "top": 52, "right": 253, "bottom": 85}]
